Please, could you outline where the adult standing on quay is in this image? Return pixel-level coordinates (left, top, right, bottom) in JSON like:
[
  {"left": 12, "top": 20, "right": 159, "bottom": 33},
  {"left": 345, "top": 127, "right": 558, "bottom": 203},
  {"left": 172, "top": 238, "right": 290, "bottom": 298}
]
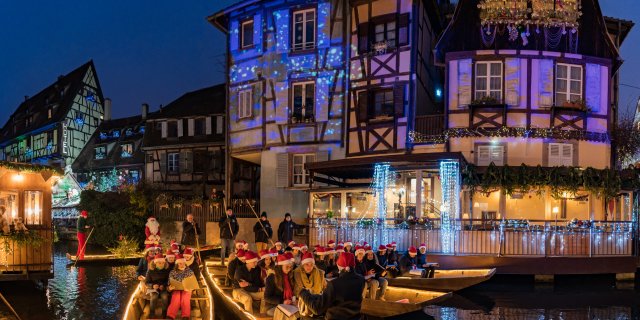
[
  {"left": 219, "top": 207, "right": 239, "bottom": 266},
  {"left": 181, "top": 213, "right": 201, "bottom": 247},
  {"left": 76, "top": 210, "right": 91, "bottom": 260},
  {"left": 277, "top": 213, "right": 299, "bottom": 246},
  {"left": 253, "top": 211, "right": 273, "bottom": 251}
]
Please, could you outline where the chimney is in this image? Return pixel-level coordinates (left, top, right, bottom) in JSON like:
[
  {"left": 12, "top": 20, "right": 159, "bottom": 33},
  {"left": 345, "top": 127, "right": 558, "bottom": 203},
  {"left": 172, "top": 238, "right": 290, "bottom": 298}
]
[
  {"left": 142, "top": 103, "right": 149, "bottom": 120},
  {"left": 104, "top": 98, "right": 112, "bottom": 121}
]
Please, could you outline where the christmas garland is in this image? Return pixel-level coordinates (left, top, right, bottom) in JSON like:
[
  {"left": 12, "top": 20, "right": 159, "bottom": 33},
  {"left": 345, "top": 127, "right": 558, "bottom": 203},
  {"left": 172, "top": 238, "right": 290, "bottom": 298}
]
[
  {"left": 409, "top": 127, "right": 609, "bottom": 144},
  {"left": 0, "top": 161, "right": 63, "bottom": 175}
]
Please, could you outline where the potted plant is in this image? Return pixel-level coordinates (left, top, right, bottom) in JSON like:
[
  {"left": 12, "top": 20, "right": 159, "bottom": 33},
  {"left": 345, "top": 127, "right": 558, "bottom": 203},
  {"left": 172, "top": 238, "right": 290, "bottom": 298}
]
[
  {"left": 561, "top": 99, "right": 590, "bottom": 112},
  {"left": 471, "top": 95, "right": 501, "bottom": 106}
]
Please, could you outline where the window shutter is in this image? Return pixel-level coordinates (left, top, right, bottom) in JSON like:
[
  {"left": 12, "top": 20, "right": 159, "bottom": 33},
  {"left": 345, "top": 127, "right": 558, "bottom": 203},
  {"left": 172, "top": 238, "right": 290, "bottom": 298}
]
[
  {"left": 458, "top": 59, "right": 472, "bottom": 106},
  {"left": 276, "top": 153, "right": 289, "bottom": 188},
  {"left": 206, "top": 117, "right": 212, "bottom": 135},
  {"left": 188, "top": 119, "right": 195, "bottom": 136},
  {"left": 177, "top": 120, "right": 184, "bottom": 137},
  {"left": 477, "top": 146, "right": 490, "bottom": 166},
  {"left": 275, "top": 82, "right": 288, "bottom": 124},
  {"left": 161, "top": 122, "right": 168, "bottom": 138},
  {"left": 585, "top": 63, "right": 601, "bottom": 113},
  {"left": 216, "top": 116, "right": 224, "bottom": 134},
  {"left": 357, "top": 91, "right": 368, "bottom": 122},
  {"left": 539, "top": 59, "right": 554, "bottom": 107},
  {"left": 358, "top": 22, "right": 369, "bottom": 53},
  {"left": 398, "top": 14, "right": 409, "bottom": 46},
  {"left": 505, "top": 58, "right": 520, "bottom": 106},
  {"left": 490, "top": 146, "right": 504, "bottom": 165},
  {"left": 394, "top": 83, "right": 405, "bottom": 116},
  {"left": 548, "top": 143, "right": 561, "bottom": 166},
  {"left": 561, "top": 144, "right": 573, "bottom": 166},
  {"left": 316, "top": 150, "right": 329, "bottom": 162},
  {"left": 159, "top": 153, "right": 167, "bottom": 174},
  {"left": 181, "top": 151, "right": 192, "bottom": 173}
]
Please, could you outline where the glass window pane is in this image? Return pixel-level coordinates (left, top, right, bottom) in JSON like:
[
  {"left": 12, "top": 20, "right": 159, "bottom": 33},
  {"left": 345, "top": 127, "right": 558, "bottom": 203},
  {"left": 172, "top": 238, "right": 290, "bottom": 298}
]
[
  {"left": 570, "top": 66, "right": 581, "bottom": 80},
  {"left": 306, "top": 21, "right": 314, "bottom": 43},
  {"left": 295, "top": 13, "right": 303, "bottom": 22},
  {"left": 387, "top": 31, "right": 395, "bottom": 41},
  {"left": 557, "top": 65, "right": 567, "bottom": 78},
  {"left": 476, "top": 63, "right": 487, "bottom": 76},
  {"left": 476, "top": 78, "right": 487, "bottom": 91},
  {"left": 306, "top": 11, "right": 314, "bottom": 20},
  {"left": 375, "top": 33, "right": 384, "bottom": 42},
  {"left": 556, "top": 79, "right": 567, "bottom": 92},
  {"left": 570, "top": 81, "right": 580, "bottom": 94},
  {"left": 490, "top": 77, "right": 501, "bottom": 90},
  {"left": 375, "top": 24, "right": 384, "bottom": 33},
  {"left": 387, "top": 22, "right": 396, "bottom": 31},
  {"left": 556, "top": 93, "right": 567, "bottom": 105},
  {"left": 490, "top": 63, "right": 501, "bottom": 76}
]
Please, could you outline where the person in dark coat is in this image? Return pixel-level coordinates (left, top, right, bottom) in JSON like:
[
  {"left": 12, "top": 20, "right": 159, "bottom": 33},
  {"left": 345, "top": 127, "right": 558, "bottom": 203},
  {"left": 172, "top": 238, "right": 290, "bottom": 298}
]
[
  {"left": 181, "top": 213, "right": 201, "bottom": 246},
  {"left": 226, "top": 249, "right": 245, "bottom": 287},
  {"left": 253, "top": 212, "right": 273, "bottom": 252},
  {"left": 385, "top": 243, "right": 400, "bottom": 277},
  {"left": 376, "top": 245, "right": 388, "bottom": 267},
  {"left": 417, "top": 243, "right": 435, "bottom": 278},
  {"left": 219, "top": 208, "right": 239, "bottom": 266},
  {"left": 136, "top": 247, "right": 158, "bottom": 280},
  {"left": 263, "top": 254, "right": 296, "bottom": 316},
  {"left": 277, "top": 213, "right": 299, "bottom": 245},
  {"left": 145, "top": 254, "right": 170, "bottom": 318},
  {"left": 299, "top": 252, "right": 365, "bottom": 320},
  {"left": 399, "top": 246, "right": 419, "bottom": 276},
  {"left": 232, "top": 251, "right": 264, "bottom": 314}
]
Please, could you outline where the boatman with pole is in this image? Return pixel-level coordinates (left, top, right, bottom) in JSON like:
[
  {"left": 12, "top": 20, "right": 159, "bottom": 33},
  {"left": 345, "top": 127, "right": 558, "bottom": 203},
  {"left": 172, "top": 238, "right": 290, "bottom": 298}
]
[
  {"left": 76, "top": 210, "right": 91, "bottom": 260},
  {"left": 219, "top": 207, "right": 239, "bottom": 266}
]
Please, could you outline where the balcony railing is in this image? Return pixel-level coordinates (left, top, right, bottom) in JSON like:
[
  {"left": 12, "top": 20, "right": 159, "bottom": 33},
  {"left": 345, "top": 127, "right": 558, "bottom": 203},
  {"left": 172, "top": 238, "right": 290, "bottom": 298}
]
[
  {"left": 308, "top": 218, "right": 635, "bottom": 257},
  {"left": 414, "top": 115, "right": 445, "bottom": 141}
]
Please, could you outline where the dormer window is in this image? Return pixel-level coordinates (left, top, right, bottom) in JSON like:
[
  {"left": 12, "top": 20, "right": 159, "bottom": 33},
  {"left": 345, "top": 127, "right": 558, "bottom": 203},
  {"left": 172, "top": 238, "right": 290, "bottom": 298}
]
[
  {"left": 241, "top": 19, "right": 254, "bottom": 49},
  {"left": 125, "top": 128, "right": 133, "bottom": 137},
  {"left": 555, "top": 63, "right": 582, "bottom": 106},
  {"left": 167, "top": 121, "right": 178, "bottom": 137},
  {"left": 474, "top": 61, "right": 503, "bottom": 102},
  {"left": 194, "top": 118, "right": 206, "bottom": 136}
]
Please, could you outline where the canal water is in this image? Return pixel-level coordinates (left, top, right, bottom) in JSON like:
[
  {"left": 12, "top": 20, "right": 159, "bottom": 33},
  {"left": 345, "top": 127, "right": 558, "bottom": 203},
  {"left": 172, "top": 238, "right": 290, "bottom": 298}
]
[{"left": 0, "top": 241, "right": 638, "bottom": 319}]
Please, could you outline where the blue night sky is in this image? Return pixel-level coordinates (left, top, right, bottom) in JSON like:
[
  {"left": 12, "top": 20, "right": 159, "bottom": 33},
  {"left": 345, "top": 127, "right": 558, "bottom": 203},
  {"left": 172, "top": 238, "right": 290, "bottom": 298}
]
[{"left": 0, "top": 0, "right": 638, "bottom": 125}]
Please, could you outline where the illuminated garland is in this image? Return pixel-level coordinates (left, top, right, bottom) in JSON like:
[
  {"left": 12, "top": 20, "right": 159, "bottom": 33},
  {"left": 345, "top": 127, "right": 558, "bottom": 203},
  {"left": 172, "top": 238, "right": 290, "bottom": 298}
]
[
  {"left": 408, "top": 127, "right": 609, "bottom": 144},
  {"left": 0, "top": 161, "right": 63, "bottom": 175}
]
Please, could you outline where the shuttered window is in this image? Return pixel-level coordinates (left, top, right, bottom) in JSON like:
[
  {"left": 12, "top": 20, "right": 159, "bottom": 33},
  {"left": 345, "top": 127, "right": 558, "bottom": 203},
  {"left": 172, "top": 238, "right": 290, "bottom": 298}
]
[
  {"left": 370, "top": 89, "right": 394, "bottom": 119},
  {"left": 477, "top": 145, "right": 504, "bottom": 166},
  {"left": 365, "top": 85, "right": 404, "bottom": 121},
  {"left": 555, "top": 63, "right": 582, "bottom": 106},
  {"left": 548, "top": 143, "right": 573, "bottom": 166},
  {"left": 238, "top": 89, "right": 253, "bottom": 119},
  {"left": 167, "top": 121, "right": 178, "bottom": 138},
  {"left": 293, "top": 154, "right": 315, "bottom": 186},
  {"left": 475, "top": 61, "right": 503, "bottom": 101},
  {"left": 167, "top": 153, "right": 180, "bottom": 174},
  {"left": 357, "top": 13, "right": 409, "bottom": 54}
]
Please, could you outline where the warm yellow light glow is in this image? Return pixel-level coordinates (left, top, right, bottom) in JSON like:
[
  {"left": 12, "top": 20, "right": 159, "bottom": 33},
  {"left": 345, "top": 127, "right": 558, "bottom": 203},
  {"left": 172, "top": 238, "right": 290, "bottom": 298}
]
[
  {"left": 12, "top": 174, "right": 24, "bottom": 182},
  {"left": 552, "top": 207, "right": 560, "bottom": 214},
  {"left": 121, "top": 282, "right": 143, "bottom": 320}
]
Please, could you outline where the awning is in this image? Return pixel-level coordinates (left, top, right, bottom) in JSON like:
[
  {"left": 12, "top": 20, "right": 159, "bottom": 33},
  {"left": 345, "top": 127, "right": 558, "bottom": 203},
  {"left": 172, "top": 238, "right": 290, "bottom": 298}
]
[{"left": 306, "top": 152, "right": 466, "bottom": 180}]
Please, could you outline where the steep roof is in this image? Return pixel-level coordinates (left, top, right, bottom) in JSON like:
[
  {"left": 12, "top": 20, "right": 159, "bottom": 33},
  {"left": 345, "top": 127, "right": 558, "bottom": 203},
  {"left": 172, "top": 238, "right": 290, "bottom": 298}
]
[
  {"left": 435, "top": 0, "right": 624, "bottom": 67},
  {"left": 0, "top": 61, "right": 102, "bottom": 143},
  {"left": 148, "top": 84, "right": 226, "bottom": 119}
]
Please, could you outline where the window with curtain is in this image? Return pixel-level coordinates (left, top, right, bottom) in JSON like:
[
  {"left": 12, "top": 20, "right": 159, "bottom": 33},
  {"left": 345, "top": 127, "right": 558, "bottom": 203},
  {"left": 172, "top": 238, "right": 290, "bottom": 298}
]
[
  {"left": 24, "top": 191, "right": 43, "bottom": 225},
  {"left": 292, "top": 9, "right": 316, "bottom": 51},
  {"left": 555, "top": 63, "right": 582, "bottom": 105},
  {"left": 292, "top": 82, "right": 315, "bottom": 121},
  {"left": 475, "top": 61, "right": 503, "bottom": 101}
]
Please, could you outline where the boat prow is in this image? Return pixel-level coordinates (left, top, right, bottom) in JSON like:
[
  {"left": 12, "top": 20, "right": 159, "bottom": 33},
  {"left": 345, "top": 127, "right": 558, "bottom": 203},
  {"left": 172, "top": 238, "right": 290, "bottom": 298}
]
[
  {"left": 387, "top": 268, "right": 496, "bottom": 292},
  {"left": 66, "top": 253, "right": 142, "bottom": 266}
]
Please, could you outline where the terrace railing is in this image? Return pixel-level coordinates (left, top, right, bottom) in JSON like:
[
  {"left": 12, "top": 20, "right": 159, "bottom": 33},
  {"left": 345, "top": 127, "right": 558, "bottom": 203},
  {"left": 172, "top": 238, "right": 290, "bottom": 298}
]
[{"left": 308, "top": 218, "right": 635, "bottom": 257}]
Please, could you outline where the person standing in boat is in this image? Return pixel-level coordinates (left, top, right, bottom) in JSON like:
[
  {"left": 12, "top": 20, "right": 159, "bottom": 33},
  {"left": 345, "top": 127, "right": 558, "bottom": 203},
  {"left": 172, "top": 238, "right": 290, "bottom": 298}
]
[
  {"left": 76, "top": 210, "right": 91, "bottom": 260},
  {"left": 253, "top": 211, "right": 273, "bottom": 252},
  {"left": 232, "top": 250, "right": 265, "bottom": 314},
  {"left": 167, "top": 254, "right": 197, "bottom": 320},
  {"left": 264, "top": 253, "right": 296, "bottom": 316},
  {"left": 277, "top": 213, "right": 299, "bottom": 247},
  {"left": 181, "top": 213, "right": 201, "bottom": 248},
  {"left": 298, "top": 252, "right": 365, "bottom": 320},
  {"left": 294, "top": 252, "right": 326, "bottom": 319},
  {"left": 145, "top": 254, "right": 170, "bottom": 319},
  {"left": 219, "top": 208, "right": 239, "bottom": 266}
]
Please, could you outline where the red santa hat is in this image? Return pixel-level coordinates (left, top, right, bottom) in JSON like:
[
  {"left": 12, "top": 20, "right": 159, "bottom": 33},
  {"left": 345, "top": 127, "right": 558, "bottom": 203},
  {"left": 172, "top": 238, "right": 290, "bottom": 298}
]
[
  {"left": 408, "top": 246, "right": 417, "bottom": 255},
  {"left": 183, "top": 247, "right": 194, "bottom": 257},
  {"left": 365, "top": 245, "right": 373, "bottom": 253},
  {"left": 269, "top": 248, "right": 279, "bottom": 257},
  {"left": 315, "top": 246, "right": 326, "bottom": 256},
  {"left": 277, "top": 254, "right": 293, "bottom": 266},
  {"left": 165, "top": 249, "right": 175, "bottom": 259},
  {"left": 80, "top": 210, "right": 88, "bottom": 218},
  {"left": 419, "top": 243, "right": 427, "bottom": 250},
  {"left": 244, "top": 251, "right": 259, "bottom": 264},
  {"left": 300, "top": 243, "right": 308, "bottom": 250},
  {"left": 259, "top": 249, "right": 271, "bottom": 260},
  {"left": 336, "top": 252, "right": 355, "bottom": 271},
  {"left": 274, "top": 241, "right": 282, "bottom": 247},
  {"left": 363, "top": 241, "right": 369, "bottom": 247},
  {"left": 175, "top": 254, "right": 186, "bottom": 263},
  {"left": 147, "top": 216, "right": 156, "bottom": 221},
  {"left": 153, "top": 254, "right": 165, "bottom": 263},
  {"left": 344, "top": 241, "right": 353, "bottom": 247},
  {"left": 391, "top": 241, "right": 397, "bottom": 247},
  {"left": 292, "top": 244, "right": 301, "bottom": 251},
  {"left": 284, "top": 252, "right": 295, "bottom": 263},
  {"left": 171, "top": 243, "right": 180, "bottom": 254},
  {"left": 354, "top": 245, "right": 365, "bottom": 255},
  {"left": 336, "top": 245, "right": 345, "bottom": 253},
  {"left": 327, "top": 240, "right": 336, "bottom": 248},
  {"left": 288, "top": 240, "right": 296, "bottom": 248},
  {"left": 378, "top": 244, "right": 387, "bottom": 251},
  {"left": 237, "top": 249, "right": 246, "bottom": 261},
  {"left": 301, "top": 252, "right": 314, "bottom": 265},
  {"left": 386, "top": 243, "right": 393, "bottom": 249},
  {"left": 338, "top": 241, "right": 344, "bottom": 246}
]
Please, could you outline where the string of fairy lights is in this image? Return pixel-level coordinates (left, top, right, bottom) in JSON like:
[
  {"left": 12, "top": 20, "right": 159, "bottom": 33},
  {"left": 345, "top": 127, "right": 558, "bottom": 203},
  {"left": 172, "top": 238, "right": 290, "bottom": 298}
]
[{"left": 408, "top": 126, "right": 609, "bottom": 144}]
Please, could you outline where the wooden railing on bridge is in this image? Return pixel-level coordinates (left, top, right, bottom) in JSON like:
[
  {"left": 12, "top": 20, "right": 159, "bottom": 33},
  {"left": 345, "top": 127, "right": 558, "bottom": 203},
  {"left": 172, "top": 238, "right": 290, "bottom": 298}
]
[
  {"left": 153, "top": 199, "right": 260, "bottom": 224},
  {"left": 308, "top": 219, "right": 635, "bottom": 257}
]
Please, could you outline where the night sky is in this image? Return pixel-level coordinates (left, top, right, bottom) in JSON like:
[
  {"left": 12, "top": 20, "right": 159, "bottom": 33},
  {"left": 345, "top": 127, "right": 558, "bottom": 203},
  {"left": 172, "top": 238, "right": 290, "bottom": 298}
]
[{"left": 0, "top": 0, "right": 638, "bottom": 125}]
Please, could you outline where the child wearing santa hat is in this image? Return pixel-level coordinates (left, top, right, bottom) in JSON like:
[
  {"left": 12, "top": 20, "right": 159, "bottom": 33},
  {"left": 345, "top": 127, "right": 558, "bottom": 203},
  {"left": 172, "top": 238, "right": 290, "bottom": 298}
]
[
  {"left": 165, "top": 249, "right": 176, "bottom": 269},
  {"left": 144, "top": 253, "right": 170, "bottom": 318},
  {"left": 258, "top": 249, "right": 275, "bottom": 282},
  {"left": 273, "top": 241, "right": 284, "bottom": 254},
  {"left": 167, "top": 254, "right": 197, "bottom": 319},
  {"left": 183, "top": 247, "right": 201, "bottom": 281}
]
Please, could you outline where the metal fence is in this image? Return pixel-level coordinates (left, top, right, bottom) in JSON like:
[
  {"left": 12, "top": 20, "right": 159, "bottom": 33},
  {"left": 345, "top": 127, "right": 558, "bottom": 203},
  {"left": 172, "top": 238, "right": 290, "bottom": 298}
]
[{"left": 308, "top": 219, "right": 635, "bottom": 257}]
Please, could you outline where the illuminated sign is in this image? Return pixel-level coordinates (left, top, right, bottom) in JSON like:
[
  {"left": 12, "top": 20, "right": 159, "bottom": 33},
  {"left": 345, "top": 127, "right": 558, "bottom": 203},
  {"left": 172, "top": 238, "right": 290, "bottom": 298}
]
[{"left": 62, "top": 121, "right": 70, "bottom": 155}]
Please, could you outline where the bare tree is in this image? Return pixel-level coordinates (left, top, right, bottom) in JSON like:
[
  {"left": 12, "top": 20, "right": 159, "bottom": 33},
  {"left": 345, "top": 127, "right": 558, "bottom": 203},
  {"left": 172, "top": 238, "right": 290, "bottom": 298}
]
[{"left": 611, "top": 111, "right": 640, "bottom": 168}]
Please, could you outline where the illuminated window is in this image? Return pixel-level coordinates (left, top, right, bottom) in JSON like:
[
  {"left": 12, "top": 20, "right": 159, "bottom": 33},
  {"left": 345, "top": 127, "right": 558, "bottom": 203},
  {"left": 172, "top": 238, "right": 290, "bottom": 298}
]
[
  {"left": 194, "top": 118, "right": 206, "bottom": 136},
  {"left": 24, "top": 191, "right": 43, "bottom": 225},
  {"left": 374, "top": 20, "right": 396, "bottom": 44},
  {"left": 477, "top": 145, "right": 504, "bottom": 166},
  {"left": 555, "top": 63, "right": 582, "bottom": 106},
  {"left": 238, "top": 89, "right": 253, "bottom": 119},
  {"left": 121, "top": 143, "right": 134, "bottom": 158},
  {"left": 292, "top": 82, "right": 315, "bottom": 122},
  {"left": 475, "top": 61, "right": 503, "bottom": 101},
  {"left": 241, "top": 20, "right": 254, "bottom": 49},
  {"left": 292, "top": 154, "right": 315, "bottom": 186},
  {"left": 95, "top": 145, "right": 106, "bottom": 160},
  {"left": 292, "top": 9, "right": 316, "bottom": 51},
  {"left": 167, "top": 153, "right": 180, "bottom": 174},
  {"left": 548, "top": 143, "right": 573, "bottom": 166},
  {"left": 0, "top": 192, "right": 18, "bottom": 222}
]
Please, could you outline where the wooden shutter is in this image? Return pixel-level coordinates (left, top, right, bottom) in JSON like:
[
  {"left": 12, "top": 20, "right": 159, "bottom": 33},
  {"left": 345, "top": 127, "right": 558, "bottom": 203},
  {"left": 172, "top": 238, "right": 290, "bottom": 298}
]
[
  {"left": 505, "top": 58, "right": 520, "bottom": 106},
  {"left": 276, "top": 153, "right": 289, "bottom": 188},
  {"left": 585, "top": 63, "right": 601, "bottom": 113},
  {"left": 539, "top": 59, "right": 554, "bottom": 107},
  {"left": 561, "top": 144, "right": 573, "bottom": 166},
  {"left": 180, "top": 151, "right": 192, "bottom": 173},
  {"left": 477, "top": 146, "right": 491, "bottom": 166},
  {"left": 398, "top": 14, "right": 409, "bottom": 46},
  {"left": 275, "top": 82, "right": 288, "bottom": 124},
  {"left": 458, "top": 59, "right": 472, "bottom": 106},
  {"left": 159, "top": 152, "right": 167, "bottom": 174},
  {"left": 177, "top": 119, "right": 184, "bottom": 137},
  {"left": 188, "top": 119, "right": 195, "bottom": 136},
  {"left": 477, "top": 146, "right": 503, "bottom": 166},
  {"left": 206, "top": 116, "right": 212, "bottom": 135},
  {"left": 357, "top": 91, "right": 368, "bottom": 122},
  {"left": 548, "top": 143, "right": 572, "bottom": 166},
  {"left": 358, "top": 22, "right": 369, "bottom": 53},
  {"left": 161, "top": 121, "right": 168, "bottom": 138},
  {"left": 394, "top": 84, "right": 405, "bottom": 116},
  {"left": 216, "top": 116, "right": 224, "bottom": 134}
]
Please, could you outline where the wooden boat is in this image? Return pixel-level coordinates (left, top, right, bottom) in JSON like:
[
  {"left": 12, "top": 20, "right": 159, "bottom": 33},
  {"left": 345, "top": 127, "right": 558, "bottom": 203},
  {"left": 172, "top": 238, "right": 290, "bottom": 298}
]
[
  {"left": 387, "top": 268, "right": 497, "bottom": 292},
  {"left": 204, "top": 260, "right": 451, "bottom": 320},
  {"left": 67, "top": 245, "right": 220, "bottom": 266},
  {"left": 122, "top": 272, "right": 213, "bottom": 320}
]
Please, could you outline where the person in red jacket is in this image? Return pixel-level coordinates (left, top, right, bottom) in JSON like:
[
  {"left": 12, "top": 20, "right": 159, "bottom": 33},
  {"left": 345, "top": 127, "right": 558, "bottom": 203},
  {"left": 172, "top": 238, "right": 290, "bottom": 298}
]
[{"left": 76, "top": 210, "right": 91, "bottom": 260}]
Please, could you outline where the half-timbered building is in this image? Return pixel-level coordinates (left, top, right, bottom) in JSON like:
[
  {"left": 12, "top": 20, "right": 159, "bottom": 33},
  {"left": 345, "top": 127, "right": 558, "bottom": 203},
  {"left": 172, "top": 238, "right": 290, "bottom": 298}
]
[
  {"left": 210, "top": 0, "right": 348, "bottom": 217},
  {"left": 142, "top": 85, "right": 226, "bottom": 197},
  {"left": 0, "top": 61, "right": 105, "bottom": 169}
]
